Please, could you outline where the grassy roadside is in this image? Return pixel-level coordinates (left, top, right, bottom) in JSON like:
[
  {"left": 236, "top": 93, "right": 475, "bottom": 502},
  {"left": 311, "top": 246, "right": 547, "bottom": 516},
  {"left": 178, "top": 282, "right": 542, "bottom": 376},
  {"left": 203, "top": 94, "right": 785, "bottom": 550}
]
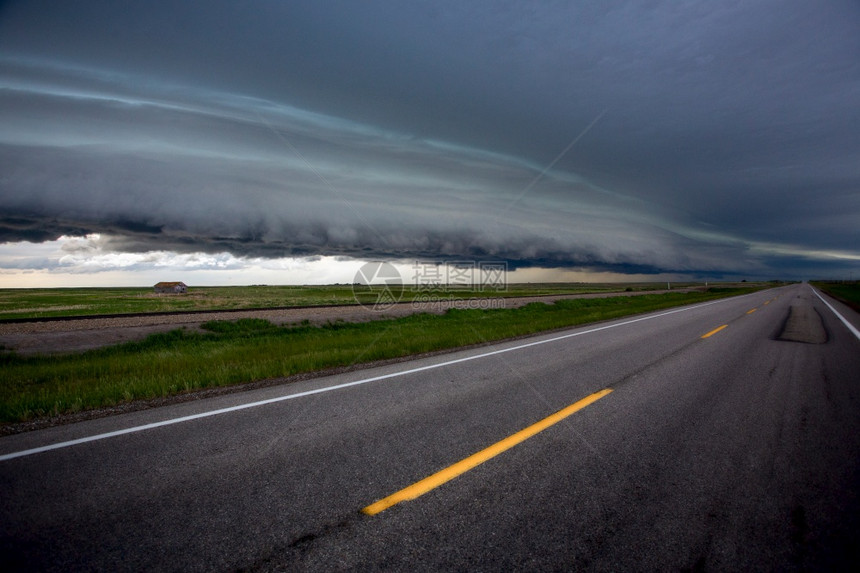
[
  {"left": 0, "top": 283, "right": 707, "bottom": 321},
  {"left": 811, "top": 281, "right": 860, "bottom": 312},
  {"left": 0, "top": 287, "right": 761, "bottom": 424}
]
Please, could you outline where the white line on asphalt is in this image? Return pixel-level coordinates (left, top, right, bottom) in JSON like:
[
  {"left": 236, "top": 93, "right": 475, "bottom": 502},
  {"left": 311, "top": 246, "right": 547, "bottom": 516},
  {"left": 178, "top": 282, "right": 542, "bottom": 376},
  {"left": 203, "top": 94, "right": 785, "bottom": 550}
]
[
  {"left": 0, "top": 295, "right": 746, "bottom": 462},
  {"left": 812, "top": 287, "right": 860, "bottom": 341}
]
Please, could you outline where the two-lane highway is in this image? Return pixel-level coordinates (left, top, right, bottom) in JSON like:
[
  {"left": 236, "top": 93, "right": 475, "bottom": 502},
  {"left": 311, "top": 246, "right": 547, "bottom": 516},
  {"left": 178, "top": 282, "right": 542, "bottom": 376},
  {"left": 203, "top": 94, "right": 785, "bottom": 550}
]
[{"left": 2, "top": 284, "right": 858, "bottom": 571}]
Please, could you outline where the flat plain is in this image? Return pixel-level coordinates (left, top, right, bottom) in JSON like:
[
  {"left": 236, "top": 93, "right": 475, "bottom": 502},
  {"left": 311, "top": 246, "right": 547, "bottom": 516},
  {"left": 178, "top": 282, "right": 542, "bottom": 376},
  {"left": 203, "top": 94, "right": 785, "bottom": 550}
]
[
  {"left": 0, "top": 283, "right": 645, "bottom": 320},
  {"left": 0, "top": 283, "right": 765, "bottom": 428}
]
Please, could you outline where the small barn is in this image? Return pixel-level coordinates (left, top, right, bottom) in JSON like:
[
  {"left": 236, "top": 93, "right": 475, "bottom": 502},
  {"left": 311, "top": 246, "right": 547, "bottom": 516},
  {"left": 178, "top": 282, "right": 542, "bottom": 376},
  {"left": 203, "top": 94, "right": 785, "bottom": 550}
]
[{"left": 154, "top": 281, "right": 188, "bottom": 294}]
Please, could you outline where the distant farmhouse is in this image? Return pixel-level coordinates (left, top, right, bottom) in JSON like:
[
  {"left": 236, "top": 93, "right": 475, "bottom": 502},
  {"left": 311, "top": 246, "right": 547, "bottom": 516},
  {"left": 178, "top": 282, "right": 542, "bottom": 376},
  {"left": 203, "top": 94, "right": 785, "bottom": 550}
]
[{"left": 153, "top": 281, "right": 188, "bottom": 294}]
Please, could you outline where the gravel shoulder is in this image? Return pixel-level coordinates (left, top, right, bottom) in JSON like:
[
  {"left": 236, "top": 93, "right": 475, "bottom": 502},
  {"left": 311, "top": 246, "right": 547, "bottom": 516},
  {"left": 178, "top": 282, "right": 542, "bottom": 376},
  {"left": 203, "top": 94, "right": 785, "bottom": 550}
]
[{"left": 0, "top": 290, "right": 689, "bottom": 355}]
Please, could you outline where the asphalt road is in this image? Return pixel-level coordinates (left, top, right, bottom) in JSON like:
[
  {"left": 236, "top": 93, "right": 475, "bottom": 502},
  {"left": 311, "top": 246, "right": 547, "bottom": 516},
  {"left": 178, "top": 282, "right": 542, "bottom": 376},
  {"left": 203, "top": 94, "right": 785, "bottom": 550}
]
[{"left": 2, "top": 283, "right": 859, "bottom": 571}]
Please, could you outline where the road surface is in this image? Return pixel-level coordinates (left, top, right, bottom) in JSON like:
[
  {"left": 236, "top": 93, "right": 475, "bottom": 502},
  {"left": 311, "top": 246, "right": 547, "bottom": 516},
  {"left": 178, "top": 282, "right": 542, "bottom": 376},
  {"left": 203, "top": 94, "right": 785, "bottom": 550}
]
[{"left": 1, "top": 283, "right": 859, "bottom": 571}]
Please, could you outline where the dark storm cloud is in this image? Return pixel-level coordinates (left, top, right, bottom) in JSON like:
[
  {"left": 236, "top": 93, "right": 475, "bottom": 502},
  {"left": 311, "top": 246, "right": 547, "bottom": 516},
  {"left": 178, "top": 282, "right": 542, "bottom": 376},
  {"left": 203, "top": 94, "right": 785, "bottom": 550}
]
[{"left": 1, "top": 0, "right": 858, "bottom": 278}]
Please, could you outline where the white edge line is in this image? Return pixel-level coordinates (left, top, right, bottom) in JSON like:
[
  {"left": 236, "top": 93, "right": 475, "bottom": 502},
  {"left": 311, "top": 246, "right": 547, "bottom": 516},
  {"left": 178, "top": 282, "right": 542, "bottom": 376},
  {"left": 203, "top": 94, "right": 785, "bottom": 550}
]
[
  {"left": 1, "top": 294, "right": 744, "bottom": 462},
  {"left": 812, "top": 287, "right": 860, "bottom": 341}
]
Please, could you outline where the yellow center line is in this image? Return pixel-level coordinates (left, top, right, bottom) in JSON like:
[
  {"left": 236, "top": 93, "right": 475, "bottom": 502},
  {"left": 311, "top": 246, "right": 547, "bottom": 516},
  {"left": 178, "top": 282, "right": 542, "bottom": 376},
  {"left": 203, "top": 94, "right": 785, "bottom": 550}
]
[
  {"left": 701, "top": 324, "right": 728, "bottom": 338},
  {"left": 746, "top": 308, "right": 757, "bottom": 314},
  {"left": 763, "top": 300, "right": 770, "bottom": 305},
  {"left": 362, "top": 388, "right": 613, "bottom": 516}
]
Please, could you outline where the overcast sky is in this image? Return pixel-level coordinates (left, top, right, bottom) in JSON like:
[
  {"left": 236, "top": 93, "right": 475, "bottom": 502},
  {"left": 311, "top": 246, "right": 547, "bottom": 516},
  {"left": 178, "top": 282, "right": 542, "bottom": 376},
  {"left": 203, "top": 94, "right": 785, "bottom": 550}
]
[{"left": 1, "top": 0, "right": 858, "bottom": 286}]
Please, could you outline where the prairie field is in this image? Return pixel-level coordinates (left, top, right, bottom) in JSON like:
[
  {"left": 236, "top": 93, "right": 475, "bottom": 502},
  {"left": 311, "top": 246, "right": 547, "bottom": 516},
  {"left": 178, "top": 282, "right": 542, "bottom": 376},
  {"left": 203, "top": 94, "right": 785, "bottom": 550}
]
[
  {"left": 0, "top": 282, "right": 704, "bottom": 321},
  {"left": 0, "top": 285, "right": 762, "bottom": 425}
]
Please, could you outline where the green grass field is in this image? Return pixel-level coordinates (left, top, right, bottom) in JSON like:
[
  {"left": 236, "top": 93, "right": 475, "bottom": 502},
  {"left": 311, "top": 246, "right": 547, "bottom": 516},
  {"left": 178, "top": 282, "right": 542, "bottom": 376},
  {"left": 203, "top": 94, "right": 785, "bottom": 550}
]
[
  {"left": 0, "top": 282, "right": 696, "bottom": 320},
  {"left": 812, "top": 281, "right": 860, "bottom": 311},
  {"left": 0, "top": 286, "right": 761, "bottom": 424},
  {"left": 0, "top": 285, "right": 372, "bottom": 319}
]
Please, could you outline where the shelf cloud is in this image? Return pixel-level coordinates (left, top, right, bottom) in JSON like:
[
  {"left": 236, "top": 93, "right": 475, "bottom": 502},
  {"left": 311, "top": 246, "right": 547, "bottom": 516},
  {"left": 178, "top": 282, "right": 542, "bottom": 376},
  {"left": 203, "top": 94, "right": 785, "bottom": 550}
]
[{"left": 1, "top": 1, "right": 858, "bottom": 281}]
